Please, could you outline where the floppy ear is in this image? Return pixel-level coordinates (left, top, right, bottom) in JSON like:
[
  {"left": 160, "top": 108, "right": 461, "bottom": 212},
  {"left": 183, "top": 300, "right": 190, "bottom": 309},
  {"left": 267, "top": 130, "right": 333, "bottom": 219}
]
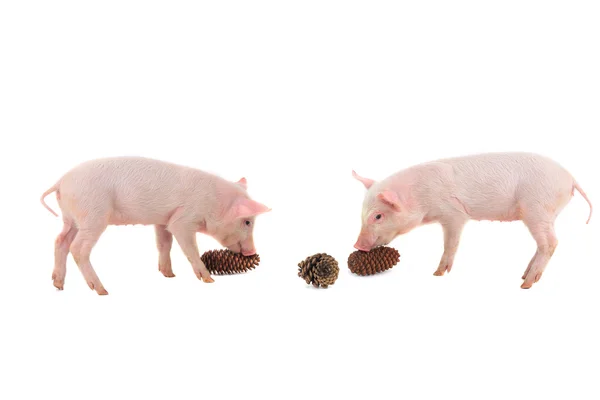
[
  {"left": 236, "top": 177, "right": 247, "bottom": 190},
  {"left": 352, "top": 170, "right": 375, "bottom": 189},
  {"left": 377, "top": 190, "right": 401, "bottom": 211},
  {"left": 227, "top": 198, "right": 271, "bottom": 221}
]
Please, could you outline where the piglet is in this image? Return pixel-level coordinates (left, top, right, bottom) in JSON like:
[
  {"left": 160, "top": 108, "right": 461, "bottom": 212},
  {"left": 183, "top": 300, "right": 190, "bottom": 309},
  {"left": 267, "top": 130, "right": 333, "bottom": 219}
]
[
  {"left": 352, "top": 152, "right": 592, "bottom": 289},
  {"left": 41, "top": 156, "right": 271, "bottom": 295}
]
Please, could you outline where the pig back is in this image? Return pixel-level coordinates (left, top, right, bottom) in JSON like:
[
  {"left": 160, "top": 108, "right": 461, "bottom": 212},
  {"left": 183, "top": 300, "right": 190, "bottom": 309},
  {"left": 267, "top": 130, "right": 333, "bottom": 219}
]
[
  {"left": 445, "top": 152, "right": 572, "bottom": 220},
  {"left": 59, "top": 157, "right": 218, "bottom": 226}
]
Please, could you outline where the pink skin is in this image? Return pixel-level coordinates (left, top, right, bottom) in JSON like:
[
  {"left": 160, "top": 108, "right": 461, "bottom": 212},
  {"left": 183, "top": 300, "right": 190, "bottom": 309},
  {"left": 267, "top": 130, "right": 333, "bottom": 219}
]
[
  {"left": 41, "top": 157, "right": 271, "bottom": 295},
  {"left": 353, "top": 152, "right": 592, "bottom": 289}
]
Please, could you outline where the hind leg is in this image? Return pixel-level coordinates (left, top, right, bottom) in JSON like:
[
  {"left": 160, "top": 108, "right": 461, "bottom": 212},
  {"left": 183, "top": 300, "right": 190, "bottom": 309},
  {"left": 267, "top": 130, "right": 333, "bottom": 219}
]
[
  {"left": 52, "top": 221, "right": 78, "bottom": 290},
  {"left": 519, "top": 180, "right": 571, "bottom": 288},
  {"left": 521, "top": 218, "right": 558, "bottom": 289},
  {"left": 522, "top": 250, "right": 538, "bottom": 280},
  {"left": 70, "top": 222, "right": 109, "bottom": 295}
]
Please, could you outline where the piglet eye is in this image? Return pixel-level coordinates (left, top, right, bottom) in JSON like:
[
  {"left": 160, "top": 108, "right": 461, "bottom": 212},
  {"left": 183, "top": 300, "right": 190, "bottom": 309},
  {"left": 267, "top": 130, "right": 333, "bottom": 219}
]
[
  {"left": 375, "top": 214, "right": 382, "bottom": 220},
  {"left": 245, "top": 220, "right": 251, "bottom": 226}
]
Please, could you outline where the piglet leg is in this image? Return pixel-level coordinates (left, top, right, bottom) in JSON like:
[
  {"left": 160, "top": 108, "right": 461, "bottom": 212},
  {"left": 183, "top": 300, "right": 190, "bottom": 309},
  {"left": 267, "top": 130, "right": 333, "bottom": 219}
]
[
  {"left": 168, "top": 222, "right": 214, "bottom": 283},
  {"left": 155, "top": 225, "right": 175, "bottom": 277},
  {"left": 522, "top": 250, "right": 538, "bottom": 280},
  {"left": 53, "top": 221, "right": 78, "bottom": 290},
  {"left": 434, "top": 218, "right": 467, "bottom": 276},
  {"left": 521, "top": 219, "right": 558, "bottom": 289},
  {"left": 70, "top": 224, "right": 109, "bottom": 295}
]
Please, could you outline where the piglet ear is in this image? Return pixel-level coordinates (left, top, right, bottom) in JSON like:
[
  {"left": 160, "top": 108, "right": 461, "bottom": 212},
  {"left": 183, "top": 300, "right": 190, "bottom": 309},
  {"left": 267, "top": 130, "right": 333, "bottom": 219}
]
[
  {"left": 236, "top": 177, "right": 247, "bottom": 190},
  {"left": 377, "top": 190, "right": 402, "bottom": 211},
  {"left": 352, "top": 170, "right": 375, "bottom": 189},
  {"left": 228, "top": 198, "right": 271, "bottom": 221}
]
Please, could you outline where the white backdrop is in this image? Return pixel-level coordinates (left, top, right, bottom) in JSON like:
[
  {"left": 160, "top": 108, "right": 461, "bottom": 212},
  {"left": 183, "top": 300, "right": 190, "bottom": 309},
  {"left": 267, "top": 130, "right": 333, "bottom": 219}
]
[{"left": 1, "top": 1, "right": 598, "bottom": 399}]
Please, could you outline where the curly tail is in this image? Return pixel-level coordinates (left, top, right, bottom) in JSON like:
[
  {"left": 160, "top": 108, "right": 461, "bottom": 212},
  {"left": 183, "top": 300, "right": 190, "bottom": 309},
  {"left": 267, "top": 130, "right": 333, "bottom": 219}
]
[
  {"left": 573, "top": 181, "right": 592, "bottom": 224},
  {"left": 40, "top": 184, "right": 59, "bottom": 217}
]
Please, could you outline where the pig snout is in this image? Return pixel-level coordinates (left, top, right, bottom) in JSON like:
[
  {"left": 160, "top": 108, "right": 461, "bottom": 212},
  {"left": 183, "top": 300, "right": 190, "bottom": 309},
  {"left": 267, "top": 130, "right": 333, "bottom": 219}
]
[
  {"left": 354, "top": 231, "right": 376, "bottom": 252},
  {"left": 227, "top": 238, "right": 257, "bottom": 256},
  {"left": 353, "top": 242, "right": 371, "bottom": 252},
  {"left": 241, "top": 237, "right": 257, "bottom": 256},
  {"left": 242, "top": 248, "right": 256, "bottom": 256}
]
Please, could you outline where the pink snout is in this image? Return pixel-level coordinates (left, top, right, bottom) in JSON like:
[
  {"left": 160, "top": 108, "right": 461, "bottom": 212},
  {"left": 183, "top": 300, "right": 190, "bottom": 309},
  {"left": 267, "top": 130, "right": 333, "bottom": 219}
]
[
  {"left": 354, "top": 232, "right": 375, "bottom": 252},
  {"left": 242, "top": 248, "right": 256, "bottom": 256},
  {"left": 226, "top": 239, "right": 256, "bottom": 256},
  {"left": 353, "top": 242, "right": 371, "bottom": 252},
  {"left": 241, "top": 238, "right": 257, "bottom": 256}
]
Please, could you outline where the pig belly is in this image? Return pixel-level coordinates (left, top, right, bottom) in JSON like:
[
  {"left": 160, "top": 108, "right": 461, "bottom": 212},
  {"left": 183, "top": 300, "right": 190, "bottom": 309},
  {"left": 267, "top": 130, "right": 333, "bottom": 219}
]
[
  {"left": 449, "top": 189, "right": 523, "bottom": 222},
  {"left": 466, "top": 201, "right": 523, "bottom": 222},
  {"left": 108, "top": 205, "right": 172, "bottom": 226},
  {"left": 106, "top": 184, "right": 183, "bottom": 226}
]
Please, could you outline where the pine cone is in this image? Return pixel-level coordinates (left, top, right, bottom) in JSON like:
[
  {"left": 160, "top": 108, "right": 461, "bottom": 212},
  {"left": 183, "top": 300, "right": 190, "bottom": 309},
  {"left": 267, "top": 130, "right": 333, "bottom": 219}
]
[
  {"left": 200, "top": 249, "right": 260, "bottom": 275},
  {"left": 347, "top": 246, "right": 400, "bottom": 276},
  {"left": 298, "top": 253, "right": 339, "bottom": 288}
]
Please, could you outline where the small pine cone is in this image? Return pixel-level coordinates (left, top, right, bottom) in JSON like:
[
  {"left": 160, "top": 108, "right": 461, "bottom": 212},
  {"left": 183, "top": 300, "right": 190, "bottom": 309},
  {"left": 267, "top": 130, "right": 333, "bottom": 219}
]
[
  {"left": 298, "top": 253, "right": 339, "bottom": 288},
  {"left": 200, "top": 249, "right": 260, "bottom": 275},
  {"left": 347, "top": 246, "right": 400, "bottom": 276}
]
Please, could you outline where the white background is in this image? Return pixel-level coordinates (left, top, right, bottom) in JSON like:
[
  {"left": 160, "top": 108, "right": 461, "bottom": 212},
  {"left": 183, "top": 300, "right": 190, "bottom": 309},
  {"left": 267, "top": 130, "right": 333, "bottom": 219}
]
[{"left": 1, "top": 1, "right": 599, "bottom": 399}]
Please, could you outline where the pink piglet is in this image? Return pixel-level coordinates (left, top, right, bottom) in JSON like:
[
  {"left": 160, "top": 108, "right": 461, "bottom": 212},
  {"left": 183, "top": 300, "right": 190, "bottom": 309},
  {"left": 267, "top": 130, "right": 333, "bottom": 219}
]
[
  {"left": 353, "top": 152, "right": 592, "bottom": 289},
  {"left": 41, "top": 156, "right": 271, "bottom": 295}
]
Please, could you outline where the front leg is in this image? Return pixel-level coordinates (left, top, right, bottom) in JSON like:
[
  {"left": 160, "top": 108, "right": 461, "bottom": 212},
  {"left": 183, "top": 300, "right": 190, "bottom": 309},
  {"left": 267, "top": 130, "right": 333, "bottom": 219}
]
[
  {"left": 434, "top": 218, "right": 467, "bottom": 276},
  {"left": 155, "top": 225, "right": 175, "bottom": 277},
  {"left": 167, "top": 221, "right": 214, "bottom": 283}
]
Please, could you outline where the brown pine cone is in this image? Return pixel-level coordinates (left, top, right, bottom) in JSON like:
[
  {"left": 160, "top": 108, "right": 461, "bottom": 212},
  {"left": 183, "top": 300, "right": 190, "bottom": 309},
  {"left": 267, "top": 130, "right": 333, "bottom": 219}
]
[
  {"left": 298, "top": 253, "right": 339, "bottom": 288},
  {"left": 347, "top": 246, "right": 400, "bottom": 276},
  {"left": 200, "top": 249, "right": 260, "bottom": 275}
]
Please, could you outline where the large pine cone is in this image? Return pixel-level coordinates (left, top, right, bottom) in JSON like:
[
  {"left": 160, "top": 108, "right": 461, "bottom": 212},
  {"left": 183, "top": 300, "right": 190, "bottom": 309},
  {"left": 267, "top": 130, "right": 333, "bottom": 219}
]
[
  {"left": 347, "top": 246, "right": 400, "bottom": 276},
  {"left": 200, "top": 249, "right": 260, "bottom": 275},
  {"left": 298, "top": 253, "right": 339, "bottom": 288}
]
